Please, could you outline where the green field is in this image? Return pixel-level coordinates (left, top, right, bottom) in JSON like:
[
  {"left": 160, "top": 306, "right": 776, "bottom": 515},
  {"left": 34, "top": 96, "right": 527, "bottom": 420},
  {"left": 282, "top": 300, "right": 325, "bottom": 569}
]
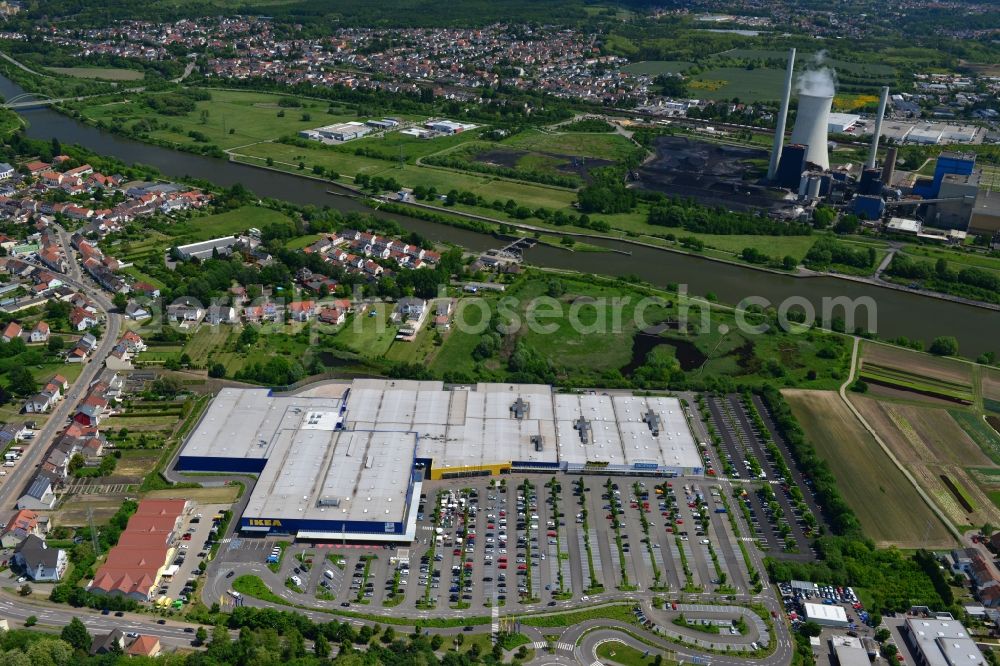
[
  {"left": 719, "top": 49, "right": 895, "bottom": 76},
  {"left": 80, "top": 89, "right": 357, "bottom": 151},
  {"left": 621, "top": 60, "right": 695, "bottom": 76},
  {"left": 235, "top": 143, "right": 581, "bottom": 211},
  {"left": 115, "top": 205, "right": 292, "bottom": 262},
  {"left": 503, "top": 129, "right": 640, "bottom": 162},
  {"left": 688, "top": 67, "right": 788, "bottom": 102},
  {"left": 425, "top": 274, "right": 850, "bottom": 388},
  {"left": 784, "top": 389, "right": 954, "bottom": 548},
  {"left": 332, "top": 126, "right": 480, "bottom": 162},
  {"left": 48, "top": 67, "right": 144, "bottom": 81},
  {"left": 859, "top": 363, "right": 974, "bottom": 404},
  {"left": 597, "top": 641, "right": 674, "bottom": 666},
  {"left": 901, "top": 244, "right": 1000, "bottom": 275},
  {"left": 331, "top": 304, "right": 399, "bottom": 359}
]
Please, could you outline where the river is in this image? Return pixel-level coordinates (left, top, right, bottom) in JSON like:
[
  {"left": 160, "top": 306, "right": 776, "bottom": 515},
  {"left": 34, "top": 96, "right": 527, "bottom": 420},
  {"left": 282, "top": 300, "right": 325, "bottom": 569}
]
[{"left": 3, "top": 76, "right": 997, "bottom": 356}]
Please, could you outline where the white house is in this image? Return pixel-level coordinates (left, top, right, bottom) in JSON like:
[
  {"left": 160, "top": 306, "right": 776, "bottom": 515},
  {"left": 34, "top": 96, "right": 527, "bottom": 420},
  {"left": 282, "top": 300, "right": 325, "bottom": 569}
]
[
  {"left": 29, "top": 321, "right": 50, "bottom": 343},
  {"left": 13, "top": 535, "right": 67, "bottom": 582},
  {"left": 0, "top": 163, "right": 14, "bottom": 180}
]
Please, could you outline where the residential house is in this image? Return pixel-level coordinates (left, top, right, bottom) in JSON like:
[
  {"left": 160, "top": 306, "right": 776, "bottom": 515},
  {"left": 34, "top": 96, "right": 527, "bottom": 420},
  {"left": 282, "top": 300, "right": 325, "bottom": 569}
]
[
  {"left": 131, "top": 282, "right": 160, "bottom": 299},
  {"left": 75, "top": 392, "right": 110, "bottom": 427},
  {"left": 395, "top": 298, "right": 426, "bottom": 323},
  {"left": 121, "top": 331, "right": 146, "bottom": 353},
  {"left": 166, "top": 299, "right": 204, "bottom": 326},
  {"left": 69, "top": 307, "right": 98, "bottom": 331},
  {"left": 1, "top": 321, "right": 21, "bottom": 342},
  {"left": 90, "top": 629, "right": 126, "bottom": 655},
  {"left": 13, "top": 535, "right": 67, "bottom": 582},
  {"left": 24, "top": 392, "right": 55, "bottom": 414},
  {"left": 126, "top": 635, "right": 162, "bottom": 658},
  {"left": 105, "top": 343, "right": 134, "bottom": 371},
  {"left": 0, "top": 163, "right": 14, "bottom": 180},
  {"left": 67, "top": 333, "right": 97, "bottom": 363},
  {"left": 318, "top": 307, "right": 345, "bottom": 326},
  {"left": 28, "top": 321, "right": 49, "bottom": 343},
  {"left": 125, "top": 300, "right": 151, "bottom": 321},
  {"left": 205, "top": 304, "right": 237, "bottom": 325},
  {"left": 434, "top": 299, "right": 453, "bottom": 329},
  {"left": 0, "top": 422, "right": 28, "bottom": 448},
  {"left": 287, "top": 300, "right": 317, "bottom": 322},
  {"left": 1, "top": 509, "right": 44, "bottom": 548},
  {"left": 17, "top": 474, "right": 56, "bottom": 510},
  {"left": 24, "top": 161, "right": 50, "bottom": 176}
]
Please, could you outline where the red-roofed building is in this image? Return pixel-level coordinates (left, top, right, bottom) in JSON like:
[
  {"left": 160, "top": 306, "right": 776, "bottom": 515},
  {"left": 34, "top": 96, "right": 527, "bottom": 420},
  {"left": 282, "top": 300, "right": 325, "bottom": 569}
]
[
  {"left": 0, "top": 509, "right": 44, "bottom": 548},
  {"left": 88, "top": 498, "right": 188, "bottom": 601},
  {"left": 1, "top": 321, "right": 21, "bottom": 343},
  {"left": 126, "top": 635, "right": 161, "bottom": 657},
  {"left": 24, "top": 161, "right": 50, "bottom": 176}
]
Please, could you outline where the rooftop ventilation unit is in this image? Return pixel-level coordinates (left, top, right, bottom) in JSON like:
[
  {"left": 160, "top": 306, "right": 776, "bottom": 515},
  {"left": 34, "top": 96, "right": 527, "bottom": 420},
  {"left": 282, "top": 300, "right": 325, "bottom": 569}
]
[
  {"left": 642, "top": 409, "right": 661, "bottom": 436},
  {"left": 510, "top": 398, "right": 528, "bottom": 420},
  {"left": 573, "top": 417, "right": 592, "bottom": 444},
  {"left": 316, "top": 496, "right": 340, "bottom": 507},
  {"left": 531, "top": 435, "right": 544, "bottom": 452}
]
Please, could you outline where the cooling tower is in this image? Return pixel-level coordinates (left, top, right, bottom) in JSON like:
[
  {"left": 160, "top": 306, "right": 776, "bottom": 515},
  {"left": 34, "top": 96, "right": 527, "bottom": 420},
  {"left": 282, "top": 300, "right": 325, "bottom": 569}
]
[
  {"left": 768, "top": 48, "right": 796, "bottom": 181},
  {"left": 789, "top": 93, "right": 833, "bottom": 171}
]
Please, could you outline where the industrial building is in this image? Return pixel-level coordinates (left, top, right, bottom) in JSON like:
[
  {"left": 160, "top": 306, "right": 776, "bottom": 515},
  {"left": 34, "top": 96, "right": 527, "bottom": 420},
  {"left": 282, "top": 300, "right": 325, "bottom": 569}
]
[
  {"left": 903, "top": 618, "right": 986, "bottom": 666},
  {"left": 424, "top": 119, "right": 477, "bottom": 135},
  {"left": 299, "top": 121, "right": 372, "bottom": 143},
  {"left": 176, "top": 380, "right": 703, "bottom": 540},
  {"left": 827, "top": 113, "right": 860, "bottom": 134},
  {"left": 803, "top": 602, "right": 849, "bottom": 627},
  {"left": 970, "top": 192, "right": 1000, "bottom": 236},
  {"left": 829, "top": 636, "right": 873, "bottom": 666}
]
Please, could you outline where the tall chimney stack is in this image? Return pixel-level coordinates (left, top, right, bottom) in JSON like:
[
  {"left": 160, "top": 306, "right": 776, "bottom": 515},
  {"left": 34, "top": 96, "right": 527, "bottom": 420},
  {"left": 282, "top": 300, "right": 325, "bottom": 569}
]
[
  {"left": 881, "top": 146, "right": 898, "bottom": 185},
  {"left": 768, "top": 48, "right": 796, "bottom": 181},
  {"left": 866, "top": 86, "right": 890, "bottom": 170}
]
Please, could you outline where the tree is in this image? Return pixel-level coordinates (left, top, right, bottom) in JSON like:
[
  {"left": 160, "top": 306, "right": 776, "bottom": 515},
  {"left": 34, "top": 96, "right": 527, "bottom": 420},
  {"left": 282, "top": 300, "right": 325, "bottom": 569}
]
[
  {"left": 208, "top": 362, "right": 226, "bottom": 378},
  {"left": 17, "top": 584, "right": 30, "bottom": 596},
  {"left": 112, "top": 293, "right": 128, "bottom": 310},
  {"left": 48, "top": 336, "right": 65, "bottom": 352},
  {"left": 800, "top": 621, "right": 822, "bottom": 637},
  {"left": 25, "top": 616, "right": 36, "bottom": 627},
  {"left": 430, "top": 634, "right": 444, "bottom": 650},
  {"left": 314, "top": 634, "right": 331, "bottom": 658},
  {"left": 195, "top": 626, "right": 208, "bottom": 646},
  {"left": 875, "top": 629, "right": 891, "bottom": 643},
  {"left": 61, "top": 617, "right": 91, "bottom": 651},
  {"left": 8, "top": 366, "right": 36, "bottom": 396},
  {"left": 929, "top": 336, "right": 959, "bottom": 356}
]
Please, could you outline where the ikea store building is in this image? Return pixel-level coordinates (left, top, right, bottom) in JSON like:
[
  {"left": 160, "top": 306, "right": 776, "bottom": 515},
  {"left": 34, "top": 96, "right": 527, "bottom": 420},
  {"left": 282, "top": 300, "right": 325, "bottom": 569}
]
[{"left": 176, "top": 379, "right": 703, "bottom": 541}]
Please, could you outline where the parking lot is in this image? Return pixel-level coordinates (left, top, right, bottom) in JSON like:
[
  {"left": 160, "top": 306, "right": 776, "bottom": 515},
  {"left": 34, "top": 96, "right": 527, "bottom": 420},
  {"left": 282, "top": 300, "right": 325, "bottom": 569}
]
[
  {"left": 155, "top": 504, "right": 229, "bottom": 604},
  {"left": 707, "top": 394, "right": 818, "bottom": 558},
  {"left": 223, "top": 470, "right": 759, "bottom": 614}
]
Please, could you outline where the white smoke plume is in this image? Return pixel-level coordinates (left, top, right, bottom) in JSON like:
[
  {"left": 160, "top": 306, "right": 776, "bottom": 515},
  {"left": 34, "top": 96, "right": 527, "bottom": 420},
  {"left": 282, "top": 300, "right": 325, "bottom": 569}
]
[{"left": 795, "top": 51, "right": 837, "bottom": 98}]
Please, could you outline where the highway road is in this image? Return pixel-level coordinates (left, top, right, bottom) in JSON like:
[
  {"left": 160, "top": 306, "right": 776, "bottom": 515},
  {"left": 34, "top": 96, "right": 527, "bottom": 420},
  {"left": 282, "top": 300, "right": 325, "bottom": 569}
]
[{"left": 0, "top": 591, "right": 203, "bottom": 649}]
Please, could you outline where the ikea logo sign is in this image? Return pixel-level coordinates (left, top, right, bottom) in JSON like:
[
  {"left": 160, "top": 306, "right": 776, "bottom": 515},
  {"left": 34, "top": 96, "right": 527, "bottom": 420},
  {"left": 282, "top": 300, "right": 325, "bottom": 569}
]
[{"left": 248, "top": 519, "right": 282, "bottom": 527}]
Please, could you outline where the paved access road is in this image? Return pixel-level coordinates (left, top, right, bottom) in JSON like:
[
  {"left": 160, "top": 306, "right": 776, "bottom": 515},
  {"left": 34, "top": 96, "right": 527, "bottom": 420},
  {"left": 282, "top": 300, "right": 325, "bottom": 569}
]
[
  {"left": 1, "top": 231, "right": 121, "bottom": 518},
  {"left": 0, "top": 590, "right": 202, "bottom": 650}
]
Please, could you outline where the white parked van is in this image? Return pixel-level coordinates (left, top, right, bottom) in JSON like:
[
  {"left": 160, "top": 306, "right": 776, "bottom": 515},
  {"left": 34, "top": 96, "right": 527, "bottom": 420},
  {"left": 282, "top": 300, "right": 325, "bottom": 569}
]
[{"left": 324, "top": 569, "right": 335, "bottom": 580}]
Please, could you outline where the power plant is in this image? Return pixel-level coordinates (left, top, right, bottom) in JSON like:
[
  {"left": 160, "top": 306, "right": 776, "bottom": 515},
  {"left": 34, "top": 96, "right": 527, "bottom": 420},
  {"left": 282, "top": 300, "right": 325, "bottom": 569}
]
[{"left": 761, "top": 49, "right": 998, "bottom": 244}]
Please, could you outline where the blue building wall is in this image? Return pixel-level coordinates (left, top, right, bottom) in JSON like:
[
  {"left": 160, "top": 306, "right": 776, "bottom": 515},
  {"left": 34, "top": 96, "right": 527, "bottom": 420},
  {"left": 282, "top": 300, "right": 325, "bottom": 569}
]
[
  {"left": 176, "top": 456, "right": 267, "bottom": 474},
  {"left": 914, "top": 154, "right": 975, "bottom": 198},
  {"left": 241, "top": 516, "right": 406, "bottom": 535}
]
